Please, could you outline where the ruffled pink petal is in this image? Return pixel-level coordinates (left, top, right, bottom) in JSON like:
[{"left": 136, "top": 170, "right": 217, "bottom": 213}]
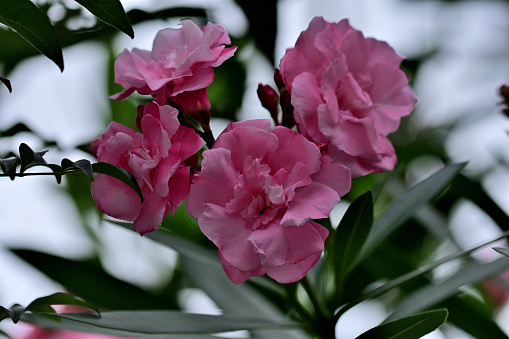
[
  {"left": 170, "top": 68, "right": 215, "bottom": 97},
  {"left": 168, "top": 166, "right": 191, "bottom": 215},
  {"left": 152, "top": 21, "right": 204, "bottom": 67},
  {"left": 170, "top": 126, "right": 204, "bottom": 161},
  {"left": 200, "top": 205, "right": 261, "bottom": 271},
  {"left": 365, "top": 38, "right": 404, "bottom": 67},
  {"left": 280, "top": 17, "right": 329, "bottom": 90},
  {"left": 213, "top": 125, "right": 279, "bottom": 172},
  {"left": 91, "top": 173, "right": 141, "bottom": 221},
  {"left": 264, "top": 221, "right": 328, "bottom": 283},
  {"left": 281, "top": 182, "right": 340, "bottom": 226},
  {"left": 133, "top": 188, "right": 170, "bottom": 235},
  {"left": 311, "top": 154, "right": 351, "bottom": 197},
  {"left": 219, "top": 252, "right": 265, "bottom": 284},
  {"left": 186, "top": 148, "right": 238, "bottom": 217},
  {"left": 221, "top": 119, "right": 272, "bottom": 135},
  {"left": 290, "top": 73, "right": 328, "bottom": 142},
  {"left": 248, "top": 222, "right": 328, "bottom": 281},
  {"left": 265, "top": 126, "right": 321, "bottom": 175}
]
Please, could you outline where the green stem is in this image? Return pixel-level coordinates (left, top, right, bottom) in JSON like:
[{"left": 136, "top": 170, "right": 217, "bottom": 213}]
[{"left": 301, "top": 275, "right": 330, "bottom": 321}]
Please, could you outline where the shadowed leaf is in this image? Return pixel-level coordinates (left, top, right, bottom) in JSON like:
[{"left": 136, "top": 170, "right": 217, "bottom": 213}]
[
  {"left": 357, "top": 309, "right": 448, "bottom": 339},
  {"left": 0, "top": 76, "right": 12, "bottom": 92},
  {"left": 74, "top": 0, "right": 133, "bottom": 38},
  {"left": 92, "top": 162, "right": 143, "bottom": 202},
  {"left": 0, "top": 0, "right": 63, "bottom": 71}
]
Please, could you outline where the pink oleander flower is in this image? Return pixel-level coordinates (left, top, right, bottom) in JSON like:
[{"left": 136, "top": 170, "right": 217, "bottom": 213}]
[
  {"left": 186, "top": 120, "right": 351, "bottom": 284},
  {"left": 279, "top": 17, "right": 417, "bottom": 178},
  {"left": 23, "top": 327, "right": 133, "bottom": 339},
  {"left": 111, "top": 19, "right": 236, "bottom": 116},
  {"left": 91, "top": 101, "right": 203, "bottom": 235}
]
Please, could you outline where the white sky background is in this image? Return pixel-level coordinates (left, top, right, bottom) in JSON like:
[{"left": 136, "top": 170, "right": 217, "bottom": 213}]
[{"left": 1, "top": 0, "right": 509, "bottom": 338}]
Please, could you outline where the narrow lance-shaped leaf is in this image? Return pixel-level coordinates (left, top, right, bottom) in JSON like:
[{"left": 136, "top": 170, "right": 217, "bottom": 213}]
[
  {"left": 0, "top": 0, "right": 63, "bottom": 71},
  {"left": 332, "top": 190, "right": 373, "bottom": 284},
  {"left": 74, "top": 0, "right": 134, "bottom": 38},
  {"left": 356, "top": 309, "right": 448, "bottom": 339},
  {"left": 92, "top": 162, "right": 143, "bottom": 202},
  {"left": 493, "top": 247, "right": 509, "bottom": 257},
  {"left": 21, "top": 310, "right": 299, "bottom": 336},
  {"left": 356, "top": 162, "right": 466, "bottom": 265},
  {"left": 388, "top": 257, "right": 509, "bottom": 321}
]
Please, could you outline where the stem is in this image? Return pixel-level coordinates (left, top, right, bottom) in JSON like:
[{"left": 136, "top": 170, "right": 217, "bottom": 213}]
[
  {"left": 0, "top": 170, "right": 82, "bottom": 177},
  {"left": 301, "top": 275, "right": 330, "bottom": 321}
]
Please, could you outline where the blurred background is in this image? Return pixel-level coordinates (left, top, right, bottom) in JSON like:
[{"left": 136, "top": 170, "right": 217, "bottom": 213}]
[{"left": 1, "top": 0, "right": 509, "bottom": 338}]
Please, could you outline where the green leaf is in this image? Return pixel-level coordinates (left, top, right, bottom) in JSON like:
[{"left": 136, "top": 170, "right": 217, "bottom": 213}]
[
  {"left": 11, "top": 249, "right": 172, "bottom": 310},
  {"left": 62, "top": 158, "right": 94, "bottom": 181},
  {"left": 388, "top": 257, "right": 509, "bottom": 321},
  {"left": 74, "top": 0, "right": 134, "bottom": 38},
  {"left": 493, "top": 247, "right": 509, "bottom": 257},
  {"left": 92, "top": 162, "right": 143, "bottom": 202},
  {"left": 109, "top": 221, "right": 305, "bottom": 338},
  {"left": 440, "top": 294, "right": 509, "bottom": 339},
  {"left": 332, "top": 190, "right": 374, "bottom": 284},
  {"left": 0, "top": 304, "right": 25, "bottom": 324},
  {"left": 356, "top": 162, "right": 466, "bottom": 264},
  {"left": 21, "top": 310, "right": 298, "bottom": 336},
  {"left": 0, "top": 0, "right": 63, "bottom": 71},
  {"left": 0, "top": 157, "right": 18, "bottom": 180},
  {"left": 356, "top": 309, "right": 448, "bottom": 339},
  {"left": 0, "top": 76, "right": 12, "bottom": 93},
  {"left": 18, "top": 143, "right": 48, "bottom": 173},
  {"left": 26, "top": 292, "right": 99, "bottom": 316}
]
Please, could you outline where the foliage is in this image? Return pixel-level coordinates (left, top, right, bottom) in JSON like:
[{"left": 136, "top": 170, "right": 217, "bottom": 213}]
[{"left": 1, "top": 1, "right": 509, "bottom": 339}]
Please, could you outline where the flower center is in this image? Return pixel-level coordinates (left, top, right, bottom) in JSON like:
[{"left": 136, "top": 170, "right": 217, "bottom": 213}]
[{"left": 336, "top": 72, "right": 372, "bottom": 117}]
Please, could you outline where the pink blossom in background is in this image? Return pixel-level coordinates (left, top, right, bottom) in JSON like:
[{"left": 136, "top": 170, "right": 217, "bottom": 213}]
[
  {"left": 186, "top": 120, "right": 351, "bottom": 284},
  {"left": 91, "top": 102, "right": 203, "bottom": 235},
  {"left": 280, "top": 17, "right": 417, "bottom": 178},
  {"left": 111, "top": 19, "right": 236, "bottom": 115},
  {"left": 23, "top": 327, "right": 133, "bottom": 339}
]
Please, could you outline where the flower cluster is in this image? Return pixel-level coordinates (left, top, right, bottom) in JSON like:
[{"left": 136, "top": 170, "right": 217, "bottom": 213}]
[{"left": 91, "top": 17, "right": 416, "bottom": 284}]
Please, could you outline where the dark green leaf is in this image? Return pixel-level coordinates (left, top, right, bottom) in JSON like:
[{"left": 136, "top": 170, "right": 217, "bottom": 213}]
[
  {"left": 74, "top": 0, "right": 133, "bottom": 38},
  {"left": 109, "top": 221, "right": 304, "bottom": 338},
  {"left": 440, "top": 294, "right": 509, "bottom": 339},
  {"left": 0, "top": 157, "right": 18, "bottom": 180},
  {"left": 332, "top": 191, "right": 374, "bottom": 284},
  {"left": 11, "top": 249, "right": 172, "bottom": 310},
  {"left": 0, "top": 76, "right": 12, "bottom": 93},
  {"left": 356, "top": 309, "right": 448, "bottom": 339},
  {"left": 18, "top": 143, "right": 48, "bottom": 173},
  {"left": 21, "top": 310, "right": 298, "bottom": 337},
  {"left": 493, "top": 247, "right": 509, "bottom": 257},
  {"left": 62, "top": 158, "right": 94, "bottom": 181},
  {"left": 388, "top": 257, "right": 509, "bottom": 320},
  {"left": 92, "top": 162, "right": 143, "bottom": 202},
  {"left": 0, "top": 304, "right": 25, "bottom": 324},
  {"left": 26, "top": 292, "right": 99, "bottom": 316},
  {"left": 356, "top": 163, "right": 466, "bottom": 264},
  {"left": 0, "top": 0, "right": 63, "bottom": 71}
]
